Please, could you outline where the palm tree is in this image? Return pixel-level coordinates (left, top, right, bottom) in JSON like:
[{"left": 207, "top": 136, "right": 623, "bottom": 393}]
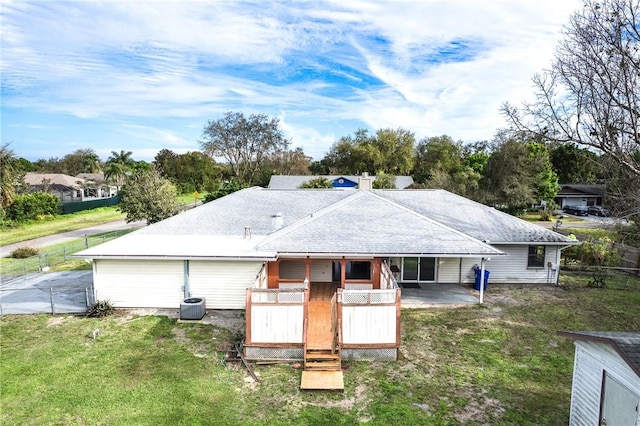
[
  {"left": 0, "top": 143, "right": 22, "bottom": 207},
  {"left": 105, "top": 150, "right": 134, "bottom": 188}
]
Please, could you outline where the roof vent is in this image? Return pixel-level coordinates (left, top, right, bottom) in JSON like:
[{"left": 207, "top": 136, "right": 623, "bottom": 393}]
[
  {"left": 244, "top": 226, "right": 251, "bottom": 239},
  {"left": 272, "top": 212, "right": 284, "bottom": 230}
]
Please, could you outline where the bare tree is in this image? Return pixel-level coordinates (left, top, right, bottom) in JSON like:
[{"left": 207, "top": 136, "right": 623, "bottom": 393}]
[
  {"left": 502, "top": 0, "right": 640, "bottom": 178},
  {"left": 200, "top": 111, "right": 289, "bottom": 185}
]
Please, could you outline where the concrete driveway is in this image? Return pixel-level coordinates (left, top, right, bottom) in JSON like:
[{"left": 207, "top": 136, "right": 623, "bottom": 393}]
[{"left": 0, "top": 271, "right": 93, "bottom": 315}]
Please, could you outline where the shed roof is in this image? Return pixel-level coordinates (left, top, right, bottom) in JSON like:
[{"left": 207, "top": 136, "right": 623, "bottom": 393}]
[{"left": 558, "top": 331, "right": 640, "bottom": 378}]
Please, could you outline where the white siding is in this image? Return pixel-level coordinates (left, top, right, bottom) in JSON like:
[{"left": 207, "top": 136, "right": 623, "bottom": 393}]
[
  {"left": 485, "top": 245, "right": 560, "bottom": 284},
  {"left": 569, "top": 341, "right": 640, "bottom": 426},
  {"left": 342, "top": 305, "right": 396, "bottom": 344},
  {"left": 189, "top": 261, "right": 263, "bottom": 309},
  {"left": 310, "top": 260, "right": 333, "bottom": 282},
  {"left": 94, "top": 260, "right": 183, "bottom": 308},
  {"left": 437, "top": 258, "right": 463, "bottom": 283},
  {"left": 250, "top": 305, "right": 303, "bottom": 343}
]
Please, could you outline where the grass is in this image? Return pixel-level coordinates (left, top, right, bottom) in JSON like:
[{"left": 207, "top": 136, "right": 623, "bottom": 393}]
[
  {"left": 0, "top": 207, "right": 126, "bottom": 246},
  {"left": 1, "top": 229, "right": 136, "bottom": 277},
  {"left": 2, "top": 276, "right": 640, "bottom": 425}
]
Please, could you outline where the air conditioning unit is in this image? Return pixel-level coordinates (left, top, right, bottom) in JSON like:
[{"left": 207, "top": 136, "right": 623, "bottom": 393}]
[{"left": 180, "top": 297, "right": 206, "bottom": 320}]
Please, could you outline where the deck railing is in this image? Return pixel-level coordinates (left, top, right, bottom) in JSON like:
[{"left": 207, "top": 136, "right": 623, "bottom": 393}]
[
  {"left": 338, "top": 288, "right": 401, "bottom": 347},
  {"left": 245, "top": 288, "right": 305, "bottom": 345},
  {"left": 381, "top": 260, "right": 400, "bottom": 289}
]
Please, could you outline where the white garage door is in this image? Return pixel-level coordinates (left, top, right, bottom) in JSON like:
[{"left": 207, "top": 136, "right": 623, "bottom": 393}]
[{"left": 94, "top": 260, "right": 184, "bottom": 308}]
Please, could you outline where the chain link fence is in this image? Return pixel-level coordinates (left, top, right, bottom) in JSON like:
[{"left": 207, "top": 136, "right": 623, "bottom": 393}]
[{"left": 2, "top": 229, "right": 131, "bottom": 282}]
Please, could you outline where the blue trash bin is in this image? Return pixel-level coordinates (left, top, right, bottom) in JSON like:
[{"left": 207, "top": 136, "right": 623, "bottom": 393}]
[{"left": 473, "top": 267, "right": 490, "bottom": 291}]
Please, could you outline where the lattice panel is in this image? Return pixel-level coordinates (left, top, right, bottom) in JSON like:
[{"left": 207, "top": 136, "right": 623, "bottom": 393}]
[
  {"left": 251, "top": 291, "right": 304, "bottom": 303},
  {"left": 244, "top": 347, "right": 304, "bottom": 361},
  {"left": 342, "top": 348, "right": 397, "bottom": 361},
  {"left": 342, "top": 290, "right": 397, "bottom": 304}
]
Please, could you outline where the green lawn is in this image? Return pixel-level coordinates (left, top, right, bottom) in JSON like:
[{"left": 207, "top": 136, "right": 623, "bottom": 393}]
[
  {"left": 2, "top": 277, "right": 639, "bottom": 425},
  {"left": 0, "top": 207, "right": 126, "bottom": 246}
]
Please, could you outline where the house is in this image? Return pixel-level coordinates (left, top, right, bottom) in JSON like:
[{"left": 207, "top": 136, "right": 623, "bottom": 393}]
[
  {"left": 558, "top": 331, "right": 640, "bottom": 426},
  {"left": 24, "top": 173, "right": 84, "bottom": 203},
  {"left": 75, "top": 173, "right": 118, "bottom": 199},
  {"left": 555, "top": 184, "right": 606, "bottom": 208},
  {"left": 78, "top": 187, "right": 576, "bottom": 372},
  {"left": 268, "top": 174, "right": 414, "bottom": 189}
]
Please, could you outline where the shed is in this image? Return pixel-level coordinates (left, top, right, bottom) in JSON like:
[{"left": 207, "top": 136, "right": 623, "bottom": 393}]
[{"left": 558, "top": 331, "right": 640, "bottom": 426}]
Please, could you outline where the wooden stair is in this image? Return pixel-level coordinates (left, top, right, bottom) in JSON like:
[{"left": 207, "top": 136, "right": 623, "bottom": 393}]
[
  {"left": 304, "top": 348, "right": 342, "bottom": 371},
  {"left": 300, "top": 284, "right": 344, "bottom": 391}
]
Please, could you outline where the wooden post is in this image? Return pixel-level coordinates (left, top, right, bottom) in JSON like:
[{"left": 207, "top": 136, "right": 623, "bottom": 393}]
[{"left": 245, "top": 289, "right": 252, "bottom": 345}]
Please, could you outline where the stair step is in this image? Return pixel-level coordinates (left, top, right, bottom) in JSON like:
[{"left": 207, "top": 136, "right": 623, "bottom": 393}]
[
  {"left": 306, "top": 353, "right": 340, "bottom": 360},
  {"left": 304, "top": 360, "right": 342, "bottom": 371}
]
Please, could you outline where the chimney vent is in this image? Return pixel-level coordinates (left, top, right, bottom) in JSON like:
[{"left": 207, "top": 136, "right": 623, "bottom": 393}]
[
  {"left": 359, "top": 172, "right": 372, "bottom": 190},
  {"left": 244, "top": 226, "right": 251, "bottom": 239}
]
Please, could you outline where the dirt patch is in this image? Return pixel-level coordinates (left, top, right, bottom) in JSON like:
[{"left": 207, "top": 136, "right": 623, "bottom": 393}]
[{"left": 46, "top": 316, "right": 67, "bottom": 327}]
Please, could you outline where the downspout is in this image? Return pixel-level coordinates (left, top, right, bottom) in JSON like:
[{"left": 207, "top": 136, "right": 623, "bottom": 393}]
[
  {"left": 479, "top": 258, "right": 486, "bottom": 305},
  {"left": 183, "top": 260, "right": 190, "bottom": 299}
]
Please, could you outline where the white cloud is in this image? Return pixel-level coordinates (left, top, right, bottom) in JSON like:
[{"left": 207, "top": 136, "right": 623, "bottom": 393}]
[{"left": 2, "top": 0, "right": 584, "bottom": 162}]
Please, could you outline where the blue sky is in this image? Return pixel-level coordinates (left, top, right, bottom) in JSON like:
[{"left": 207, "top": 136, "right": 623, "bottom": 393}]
[{"left": 1, "top": 0, "right": 582, "bottom": 163}]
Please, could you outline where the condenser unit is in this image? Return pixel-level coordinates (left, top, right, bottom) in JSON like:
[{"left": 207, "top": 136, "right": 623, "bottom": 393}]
[{"left": 180, "top": 297, "right": 206, "bottom": 320}]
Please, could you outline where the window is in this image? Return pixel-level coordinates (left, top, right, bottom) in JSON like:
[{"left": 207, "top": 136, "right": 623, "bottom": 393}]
[
  {"left": 345, "top": 261, "right": 371, "bottom": 280},
  {"left": 402, "top": 257, "right": 436, "bottom": 282},
  {"left": 527, "top": 245, "right": 546, "bottom": 268}
]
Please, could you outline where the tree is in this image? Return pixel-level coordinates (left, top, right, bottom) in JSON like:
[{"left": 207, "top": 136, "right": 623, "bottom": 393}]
[
  {"left": 200, "top": 111, "right": 290, "bottom": 185},
  {"left": 203, "top": 178, "right": 248, "bottom": 202},
  {"left": 299, "top": 177, "right": 333, "bottom": 188},
  {"left": 482, "top": 137, "right": 559, "bottom": 210},
  {"left": 549, "top": 143, "right": 600, "bottom": 183},
  {"left": 255, "top": 147, "right": 312, "bottom": 187},
  {"left": 502, "top": 0, "right": 640, "bottom": 178},
  {"left": 321, "top": 128, "right": 415, "bottom": 175},
  {"left": 372, "top": 171, "right": 397, "bottom": 189},
  {"left": 118, "top": 169, "right": 180, "bottom": 224},
  {"left": 155, "top": 149, "right": 225, "bottom": 193},
  {"left": 0, "top": 143, "right": 25, "bottom": 208},
  {"left": 60, "top": 148, "right": 102, "bottom": 176},
  {"left": 105, "top": 150, "right": 135, "bottom": 188}
]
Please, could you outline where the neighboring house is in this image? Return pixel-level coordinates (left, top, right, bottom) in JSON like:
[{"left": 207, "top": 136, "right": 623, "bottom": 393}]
[
  {"left": 24, "top": 172, "right": 117, "bottom": 203},
  {"left": 78, "top": 188, "right": 576, "bottom": 368},
  {"left": 24, "top": 173, "right": 84, "bottom": 203},
  {"left": 75, "top": 173, "right": 118, "bottom": 199},
  {"left": 555, "top": 184, "right": 606, "bottom": 208},
  {"left": 268, "top": 174, "right": 414, "bottom": 189},
  {"left": 558, "top": 331, "right": 640, "bottom": 426}
]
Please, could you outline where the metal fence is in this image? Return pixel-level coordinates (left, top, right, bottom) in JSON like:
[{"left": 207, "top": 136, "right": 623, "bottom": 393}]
[
  {"left": 0, "top": 284, "right": 93, "bottom": 315},
  {"left": 2, "top": 229, "right": 130, "bottom": 282}
]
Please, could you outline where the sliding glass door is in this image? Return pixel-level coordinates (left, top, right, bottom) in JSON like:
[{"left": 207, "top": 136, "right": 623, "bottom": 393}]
[{"left": 402, "top": 257, "right": 436, "bottom": 282}]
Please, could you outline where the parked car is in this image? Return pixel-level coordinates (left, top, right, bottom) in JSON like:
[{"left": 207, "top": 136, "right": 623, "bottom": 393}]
[
  {"left": 587, "top": 206, "right": 610, "bottom": 217},
  {"left": 565, "top": 205, "right": 589, "bottom": 216}
]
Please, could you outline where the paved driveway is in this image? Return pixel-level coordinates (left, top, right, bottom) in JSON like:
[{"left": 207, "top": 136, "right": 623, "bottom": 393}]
[{"left": 0, "top": 271, "right": 93, "bottom": 315}]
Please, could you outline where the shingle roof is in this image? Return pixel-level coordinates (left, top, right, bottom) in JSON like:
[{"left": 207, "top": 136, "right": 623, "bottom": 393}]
[
  {"left": 377, "top": 190, "right": 574, "bottom": 244},
  {"left": 25, "top": 173, "right": 84, "bottom": 188},
  {"left": 78, "top": 187, "right": 574, "bottom": 259},
  {"left": 558, "top": 331, "right": 640, "bottom": 378},
  {"left": 268, "top": 175, "right": 414, "bottom": 189},
  {"left": 257, "top": 191, "right": 502, "bottom": 256}
]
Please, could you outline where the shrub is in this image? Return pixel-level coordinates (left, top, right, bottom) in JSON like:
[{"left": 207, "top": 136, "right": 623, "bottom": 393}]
[
  {"left": 87, "top": 300, "right": 115, "bottom": 317},
  {"left": 5, "top": 193, "right": 60, "bottom": 223},
  {"left": 10, "top": 246, "right": 40, "bottom": 259}
]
